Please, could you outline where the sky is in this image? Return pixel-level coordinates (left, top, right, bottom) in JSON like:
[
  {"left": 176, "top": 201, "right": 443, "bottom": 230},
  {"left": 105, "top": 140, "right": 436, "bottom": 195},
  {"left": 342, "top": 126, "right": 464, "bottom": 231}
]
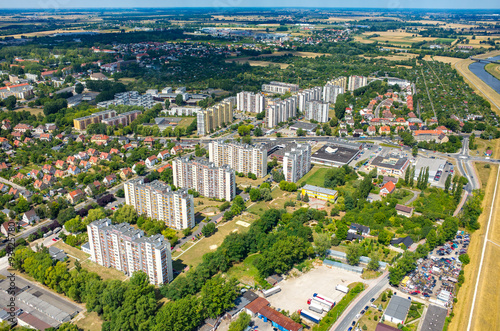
[{"left": 1, "top": 0, "right": 499, "bottom": 9}]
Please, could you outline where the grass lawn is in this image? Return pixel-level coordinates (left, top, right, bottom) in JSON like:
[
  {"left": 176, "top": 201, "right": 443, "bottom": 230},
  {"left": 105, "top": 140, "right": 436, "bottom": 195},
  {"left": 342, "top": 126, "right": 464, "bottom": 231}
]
[
  {"left": 485, "top": 63, "right": 500, "bottom": 81},
  {"left": 356, "top": 289, "right": 393, "bottom": 331},
  {"left": 471, "top": 138, "right": 497, "bottom": 158},
  {"left": 247, "top": 187, "right": 297, "bottom": 216},
  {"left": 80, "top": 259, "right": 128, "bottom": 281},
  {"left": 299, "top": 166, "right": 330, "bottom": 187},
  {"left": 19, "top": 163, "right": 42, "bottom": 174},
  {"left": 75, "top": 311, "right": 103, "bottom": 331},
  {"left": 475, "top": 162, "right": 493, "bottom": 190},
  {"left": 177, "top": 117, "right": 196, "bottom": 129},
  {"left": 14, "top": 107, "right": 44, "bottom": 116},
  {"left": 226, "top": 253, "right": 267, "bottom": 287},
  {"left": 396, "top": 189, "right": 415, "bottom": 205},
  {"left": 194, "top": 196, "right": 223, "bottom": 214},
  {"left": 53, "top": 241, "right": 89, "bottom": 261}
]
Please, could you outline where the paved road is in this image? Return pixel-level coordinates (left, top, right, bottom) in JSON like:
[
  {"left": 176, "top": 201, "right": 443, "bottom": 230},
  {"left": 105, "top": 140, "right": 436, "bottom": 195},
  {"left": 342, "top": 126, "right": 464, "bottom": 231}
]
[
  {"left": 374, "top": 98, "right": 392, "bottom": 118},
  {"left": 0, "top": 219, "right": 52, "bottom": 251},
  {"left": 0, "top": 176, "right": 27, "bottom": 191},
  {"left": 333, "top": 273, "right": 390, "bottom": 331}
]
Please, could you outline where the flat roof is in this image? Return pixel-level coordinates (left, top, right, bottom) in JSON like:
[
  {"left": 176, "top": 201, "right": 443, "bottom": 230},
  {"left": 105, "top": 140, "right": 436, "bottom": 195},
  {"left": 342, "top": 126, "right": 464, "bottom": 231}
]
[
  {"left": 311, "top": 144, "right": 360, "bottom": 165},
  {"left": 413, "top": 157, "right": 446, "bottom": 174},
  {"left": 302, "top": 184, "right": 337, "bottom": 196},
  {"left": 385, "top": 296, "right": 411, "bottom": 321},
  {"left": 420, "top": 305, "right": 448, "bottom": 331},
  {"left": 290, "top": 121, "right": 318, "bottom": 131},
  {"left": 371, "top": 154, "right": 408, "bottom": 170}
]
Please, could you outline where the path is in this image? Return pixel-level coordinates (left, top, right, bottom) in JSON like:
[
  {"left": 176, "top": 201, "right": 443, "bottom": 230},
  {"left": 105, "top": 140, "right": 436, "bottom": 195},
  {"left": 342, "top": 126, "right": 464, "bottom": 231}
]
[
  {"left": 420, "top": 67, "right": 437, "bottom": 118},
  {"left": 404, "top": 189, "right": 420, "bottom": 206},
  {"left": 0, "top": 176, "right": 27, "bottom": 191}
]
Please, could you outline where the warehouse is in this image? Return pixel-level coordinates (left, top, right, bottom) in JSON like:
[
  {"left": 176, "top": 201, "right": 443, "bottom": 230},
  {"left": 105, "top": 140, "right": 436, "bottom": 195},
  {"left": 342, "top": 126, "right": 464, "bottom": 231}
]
[
  {"left": 420, "top": 305, "right": 448, "bottom": 331},
  {"left": 311, "top": 144, "right": 360, "bottom": 167},
  {"left": 290, "top": 122, "right": 317, "bottom": 134},
  {"left": 384, "top": 296, "right": 411, "bottom": 324},
  {"left": 412, "top": 157, "right": 447, "bottom": 183}
]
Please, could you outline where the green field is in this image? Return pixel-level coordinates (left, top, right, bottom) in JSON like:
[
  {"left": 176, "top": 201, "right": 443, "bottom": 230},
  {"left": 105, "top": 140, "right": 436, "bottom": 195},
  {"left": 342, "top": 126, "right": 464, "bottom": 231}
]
[{"left": 299, "top": 166, "right": 330, "bottom": 187}]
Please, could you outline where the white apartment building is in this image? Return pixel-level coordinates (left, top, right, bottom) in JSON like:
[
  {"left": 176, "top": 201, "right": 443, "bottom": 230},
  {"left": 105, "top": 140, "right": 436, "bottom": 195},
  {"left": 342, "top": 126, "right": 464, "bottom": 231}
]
[
  {"left": 305, "top": 100, "right": 330, "bottom": 123},
  {"left": 97, "top": 91, "right": 155, "bottom": 109},
  {"left": 323, "top": 84, "right": 344, "bottom": 103},
  {"left": 173, "top": 157, "right": 236, "bottom": 201},
  {"left": 197, "top": 97, "right": 235, "bottom": 135},
  {"left": 348, "top": 76, "right": 368, "bottom": 91},
  {"left": 283, "top": 143, "right": 312, "bottom": 183},
  {"left": 297, "top": 87, "right": 322, "bottom": 113},
  {"left": 124, "top": 178, "right": 194, "bottom": 229},
  {"left": 165, "top": 106, "right": 201, "bottom": 116},
  {"left": 262, "top": 81, "right": 299, "bottom": 95},
  {"left": 237, "top": 91, "right": 266, "bottom": 113},
  {"left": 209, "top": 141, "right": 268, "bottom": 178},
  {"left": 266, "top": 96, "right": 297, "bottom": 128},
  {"left": 87, "top": 218, "right": 173, "bottom": 285},
  {"left": 327, "top": 76, "right": 348, "bottom": 91}
]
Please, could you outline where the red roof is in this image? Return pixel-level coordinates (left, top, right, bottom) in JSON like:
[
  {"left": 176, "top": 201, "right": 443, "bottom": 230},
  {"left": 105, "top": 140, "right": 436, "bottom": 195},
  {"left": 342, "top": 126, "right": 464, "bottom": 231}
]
[
  {"left": 258, "top": 306, "right": 302, "bottom": 331},
  {"left": 381, "top": 181, "right": 396, "bottom": 194}
]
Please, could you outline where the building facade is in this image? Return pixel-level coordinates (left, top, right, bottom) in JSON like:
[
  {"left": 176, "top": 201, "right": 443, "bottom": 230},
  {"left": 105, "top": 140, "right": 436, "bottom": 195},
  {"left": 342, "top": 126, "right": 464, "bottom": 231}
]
[
  {"left": 173, "top": 157, "right": 236, "bottom": 201},
  {"left": 283, "top": 143, "right": 311, "bottom": 182},
  {"left": 237, "top": 91, "right": 266, "bottom": 113},
  {"left": 305, "top": 100, "right": 329, "bottom": 123},
  {"left": 348, "top": 76, "right": 368, "bottom": 91},
  {"left": 73, "top": 110, "right": 117, "bottom": 130},
  {"left": 209, "top": 141, "right": 267, "bottom": 178},
  {"left": 165, "top": 106, "right": 201, "bottom": 116},
  {"left": 262, "top": 81, "right": 299, "bottom": 95},
  {"left": 327, "top": 76, "right": 347, "bottom": 91},
  {"left": 87, "top": 218, "right": 173, "bottom": 285},
  {"left": 124, "top": 178, "right": 194, "bottom": 229},
  {"left": 322, "top": 84, "right": 344, "bottom": 103},
  {"left": 266, "top": 96, "right": 297, "bottom": 128},
  {"left": 197, "top": 98, "right": 235, "bottom": 135},
  {"left": 97, "top": 91, "right": 155, "bottom": 109},
  {"left": 297, "top": 87, "right": 322, "bottom": 113}
]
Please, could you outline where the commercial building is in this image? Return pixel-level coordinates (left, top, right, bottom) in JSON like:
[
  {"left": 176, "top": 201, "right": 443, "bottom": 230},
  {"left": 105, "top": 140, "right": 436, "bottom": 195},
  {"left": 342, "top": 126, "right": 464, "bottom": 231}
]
[
  {"left": 237, "top": 91, "right": 266, "bottom": 113},
  {"left": 311, "top": 142, "right": 362, "bottom": 167},
  {"left": 197, "top": 98, "right": 235, "bottom": 135},
  {"left": 297, "top": 87, "right": 322, "bottom": 113},
  {"left": 173, "top": 157, "right": 236, "bottom": 201},
  {"left": 305, "top": 100, "right": 329, "bottom": 123},
  {"left": 283, "top": 143, "right": 311, "bottom": 183},
  {"left": 97, "top": 91, "right": 155, "bottom": 109},
  {"left": 266, "top": 96, "right": 297, "bottom": 128},
  {"left": 323, "top": 84, "right": 344, "bottom": 103},
  {"left": 124, "top": 178, "right": 194, "bottom": 229},
  {"left": 165, "top": 106, "right": 201, "bottom": 116},
  {"left": 87, "top": 218, "right": 173, "bottom": 285},
  {"left": 383, "top": 295, "right": 411, "bottom": 324},
  {"left": 366, "top": 153, "right": 410, "bottom": 178},
  {"left": 348, "top": 75, "right": 368, "bottom": 91},
  {"left": 262, "top": 81, "right": 299, "bottom": 95},
  {"left": 289, "top": 121, "right": 318, "bottom": 135},
  {"left": 412, "top": 157, "right": 447, "bottom": 183},
  {"left": 420, "top": 305, "right": 448, "bottom": 331},
  {"left": 301, "top": 184, "right": 338, "bottom": 202},
  {"left": 209, "top": 141, "right": 267, "bottom": 178}
]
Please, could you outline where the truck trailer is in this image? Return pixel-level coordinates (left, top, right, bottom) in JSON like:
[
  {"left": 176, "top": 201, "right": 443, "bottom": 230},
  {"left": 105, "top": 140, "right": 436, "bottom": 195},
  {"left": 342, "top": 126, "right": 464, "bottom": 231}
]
[
  {"left": 309, "top": 296, "right": 333, "bottom": 311},
  {"left": 313, "top": 293, "right": 336, "bottom": 307},
  {"left": 299, "top": 309, "right": 322, "bottom": 324},
  {"left": 336, "top": 284, "right": 349, "bottom": 293},
  {"left": 308, "top": 301, "right": 324, "bottom": 314},
  {"left": 262, "top": 286, "right": 281, "bottom": 298}
]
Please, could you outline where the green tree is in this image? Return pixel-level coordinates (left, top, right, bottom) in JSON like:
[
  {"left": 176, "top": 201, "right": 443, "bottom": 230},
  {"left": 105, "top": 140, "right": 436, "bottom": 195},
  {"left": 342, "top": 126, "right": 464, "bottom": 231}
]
[
  {"left": 112, "top": 205, "right": 138, "bottom": 224},
  {"left": 200, "top": 276, "right": 239, "bottom": 318},
  {"left": 175, "top": 94, "right": 184, "bottom": 106},
  {"left": 260, "top": 188, "right": 272, "bottom": 202},
  {"left": 444, "top": 174, "right": 452, "bottom": 193},
  {"left": 335, "top": 94, "right": 347, "bottom": 120},
  {"left": 228, "top": 312, "right": 251, "bottom": 331},
  {"left": 427, "top": 228, "right": 438, "bottom": 249},
  {"left": 164, "top": 99, "right": 170, "bottom": 109},
  {"left": 74, "top": 83, "right": 84, "bottom": 94},
  {"left": 346, "top": 243, "right": 361, "bottom": 265},
  {"left": 367, "top": 252, "right": 380, "bottom": 271},
  {"left": 115, "top": 188, "right": 125, "bottom": 198},
  {"left": 303, "top": 192, "right": 309, "bottom": 202},
  {"left": 412, "top": 145, "right": 418, "bottom": 157},
  {"left": 135, "top": 163, "right": 146, "bottom": 176},
  {"left": 4, "top": 96, "right": 16, "bottom": 110},
  {"left": 201, "top": 223, "right": 216, "bottom": 237},
  {"left": 249, "top": 188, "right": 261, "bottom": 202},
  {"left": 314, "top": 233, "right": 332, "bottom": 257},
  {"left": 459, "top": 253, "right": 470, "bottom": 265}
]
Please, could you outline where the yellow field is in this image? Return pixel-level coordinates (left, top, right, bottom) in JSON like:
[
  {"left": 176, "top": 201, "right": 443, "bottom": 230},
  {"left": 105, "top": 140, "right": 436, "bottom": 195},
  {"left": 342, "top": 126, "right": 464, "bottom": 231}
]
[
  {"left": 454, "top": 50, "right": 500, "bottom": 115},
  {"left": 359, "top": 53, "right": 418, "bottom": 61},
  {"left": 326, "top": 16, "right": 400, "bottom": 22},
  {"left": 423, "top": 55, "right": 463, "bottom": 65},
  {"left": 361, "top": 30, "right": 437, "bottom": 44},
  {"left": 13, "top": 106, "right": 44, "bottom": 116},
  {"left": 4, "top": 28, "right": 90, "bottom": 39},
  {"left": 485, "top": 63, "right": 500, "bottom": 80},
  {"left": 449, "top": 140, "right": 500, "bottom": 331},
  {"left": 75, "top": 311, "right": 103, "bottom": 331}
]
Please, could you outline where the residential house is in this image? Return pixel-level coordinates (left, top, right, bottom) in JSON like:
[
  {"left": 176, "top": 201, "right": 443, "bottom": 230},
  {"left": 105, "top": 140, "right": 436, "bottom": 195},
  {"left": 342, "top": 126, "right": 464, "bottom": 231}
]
[
  {"left": 0, "top": 183, "right": 7, "bottom": 193},
  {"left": 103, "top": 174, "right": 117, "bottom": 186},
  {"left": 67, "top": 189, "right": 84, "bottom": 204},
  {"left": 79, "top": 160, "right": 91, "bottom": 170},
  {"left": 34, "top": 125, "right": 45, "bottom": 134},
  {"left": 145, "top": 155, "right": 158, "bottom": 168},
  {"left": 348, "top": 223, "right": 370, "bottom": 236},
  {"left": 13, "top": 123, "right": 33, "bottom": 133},
  {"left": 45, "top": 123, "right": 57, "bottom": 132},
  {"left": 120, "top": 167, "right": 133, "bottom": 180},
  {"left": 42, "top": 164, "right": 55, "bottom": 174},
  {"left": 100, "top": 152, "right": 111, "bottom": 161},
  {"left": 54, "top": 169, "right": 66, "bottom": 178},
  {"left": 391, "top": 236, "right": 414, "bottom": 249},
  {"left": 78, "top": 151, "right": 89, "bottom": 160},
  {"left": 380, "top": 181, "right": 396, "bottom": 197},
  {"left": 55, "top": 160, "right": 66, "bottom": 169},
  {"left": 8, "top": 187, "right": 19, "bottom": 198},
  {"left": 1, "top": 222, "right": 14, "bottom": 237},
  {"left": 68, "top": 165, "right": 81, "bottom": 176},
  {"left": 20, "top": 190, "right": 32, "bottom": 201},
  {"left": 34, "top": 180, "right": 47, "bottom": 190},
  {"left": 66, "top": 156, "right": 77, "bottom": 165},
  {"left": 170, "top": 145, "right": 183, "bottom": 155},
  {"left": 353, "top": 129, "right": 364, "bottom": 137},
  {"left": 157, "top": 150, "right": 170, "bottom": 161},
  {"left": 89, "top": 156, "right": 100, "bottom": 165},
  {"left": 144, "top": 137, "right": 155, "bottom": 148},
  {"left": 122, "top": 143, "right": 133, "bottom": 151},
  {"left": 109, "top": 148, "right": 119, "bottom": 155},
  {"left": 338, "top": 128, "right": 348, "bottom": 136},
  {"left": 90, "top": 134, "right": 109, "bottom": 145},
  {"left": 157, "top": 164, "right": 172, "bottom": 173},
  {"left": 395, "top": 204, "right": 414, "bottom": 217},
  {"left": 87, "top": 148, "right": 98, "bottom": 156},
  {"left": 12, "top": 132, "right": 22, "bottom": 140},
  {"left": 132, "top": 161, "right": 146, "bottom": 174},
  {"left": 379, "top": 126, "right": 391, "bottom": 135},
  {"left": 42, "top": 174, "right": 55, "bottom": 185},
  {"left": 0, "top": 162, "right": 7, "bottom": 171},
  {"left": 367, "top": 126, "right": 376, "bottom": 136},
  {"left": 22, "top": 209, "right": 39, "bottom": 224},
  {"left": 12, "top": 173, "right": 24, "bottom": 182},
  {"left": 75, "top": 135, "right": 86, "bottom": 143}
]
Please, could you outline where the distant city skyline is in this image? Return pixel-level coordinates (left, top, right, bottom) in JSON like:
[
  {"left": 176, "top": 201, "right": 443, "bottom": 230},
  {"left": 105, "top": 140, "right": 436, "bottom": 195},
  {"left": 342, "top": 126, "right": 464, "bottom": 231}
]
[{"left": 1, "top": 0, "right": 500, "bottom": 9}]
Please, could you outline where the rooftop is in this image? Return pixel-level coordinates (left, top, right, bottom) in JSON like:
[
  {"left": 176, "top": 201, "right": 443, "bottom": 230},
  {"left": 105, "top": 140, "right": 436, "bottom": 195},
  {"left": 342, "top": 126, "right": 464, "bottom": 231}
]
[
  {"left": 420, "top": 304, "right": 448, "bottom": 331},
  {"left": 385, "top": 296, "right": 411, "bottom": 322},
  {"left": 302, "top": 184, "right": 338, "bottom": 196},
  {"left": 311, "top": 144, "right": 360, "bottom": 165}
]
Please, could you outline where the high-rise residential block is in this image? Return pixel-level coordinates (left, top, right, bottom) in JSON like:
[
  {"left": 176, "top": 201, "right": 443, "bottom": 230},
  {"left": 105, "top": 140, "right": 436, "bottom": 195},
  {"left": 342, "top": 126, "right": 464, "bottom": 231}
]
[
  {"left": 283, "top": 143, "right": 311, "bottom": 183},
  {"left": 173, "top": 157, "right": 236, "bottom": 201},
  {"left": 124, "top": 178, "right": 194, "bottom": 229},
  {"left": 237, "top": 91, "right": 266, "bottom": 113},
  {"left": 297, "top": 87, "right": 322, "bottom": 113},
  {"left": 197, "top": 97, "right": 235, "bottom": 135},
  {"left": 87, "top": 218, "right": 173, "bottom": 285},
  {"left": 262, "top": 81, "right": 299, "bottom": 95},
  {"left": 266, "top": 96, "right": 297, "bottom": 128},
  {"left": 305, "top": 100, "right": 330, "bottom": 123},
  {"left": 209, "top": 141, "right": 267, "bottom": 178},
  {"left": 327, "top": 76, "right": 347, "bottom": 91},
  {"left": 348, "top": 76, "right": 368, "bottom": 91},
  {"left": 322, "top": 84, "right": 344, "bottom": 103}
]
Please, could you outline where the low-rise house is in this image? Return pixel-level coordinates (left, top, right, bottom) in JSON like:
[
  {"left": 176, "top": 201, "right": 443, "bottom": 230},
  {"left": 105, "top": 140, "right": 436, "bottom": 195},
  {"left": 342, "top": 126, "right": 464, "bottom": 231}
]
[
  {"left": 379, "top": 125, "right": 391, "bottom": 135},
  {"left": 42, "top": 174, "right": 55, "bottom": 185},
  {"left": 67, "top": 189, "right": 84, "bottom": 204},
  {"left": 68, "top": 165, "right": 81, "bottom": 176},
  {"left": 54, "top": 169, "right": 66, "bottom": 177},
  {"left": 8, "top": 187, "right": 18, "bottom": 198},
  {"left": 34, "top": 179, "right": 47, "bottom": 190},
  {"left": 390, "top": 236, "right": 414, "bottom": 249},
  {"left": 12, "top": 173, "right": 25, "bottom": 182},
  {"left": 12, "top": 132, "right": 22, "bottom": 140},
  {"left": 20, "top": 190, "right": 32, "bottom": 201},
  {"left": 28, "top": 169, "right": 42, "bottom": 179},
  {"left": 380, "top": 181, "right": 396, "bottom": 197},
  {"left": 132, "top": 161, "right": 146, "bottom": 174},
  {"left": 0, "top": 162, "right": 8, "bottom": 171},
  {"left": 122, "top": 143, "right": 133, "bottom": 151},
  {"left": 80, "top": 160, "right": 91, "bottom": 170},
  {"left": 395, "top": 204, "right": 414, "bottom": 217},
  {"left": 87, "top": 148, "right": 98, "bottom": 156},
  {"left": 157, "top": 164, "right": 172, "bottom": 173},
  {"left": 90, "top": 134, "right": 109, "bottom": 145},
  {"left": 348, "top": 223, "right": 370, "bottom": 236},
  {"left": 144, "top": 137, "right": 155, "bottom": 148},
  {"left": 100, "top": 152, "right": 111, "bottom": 161},
  {"left": 78, "top": 151, "right": 89, "bottom": 160},
  {"left": 1, "top": 221, "right": 14, "bottom": 237},
  {"left": 42, "top": 164, "right": 55, "bottom": 174},
  {"left": 89, "top": 156, "right": 100, "bottom": 165},
  {"left": 109, "top": 148, "right": 119, "bottom": 155},
  {"left": 338, "top": 128, "right": 348, "bottom": 136},
  {"left": 103, "top": 174, "right": 117, "bottom": 186},
  {"left": 39, "top": 133, "right": 52, "bottom": 141},
  {"left": 13, "top": 123, "right": 33, "bottom": 133},
  {"left": 55, "top": 160, "right": 66, "bottom": 169},
  {"left": 120, "top": 167, "right": 133, "bottom": 180},
  {"left": 145, "top": 155, "right": 158, "bottom": 168},
  {"left": 367, "top": 126, "right": 376, "bottom": 136},
  {"left": 0, "top": 183, "right": 8, "bottom": 193},
  {"left": 66, "top": 156, "right": 77, "bottom": 165},
  {"left": 22, "top": 209, "right": 39, "bottom": 224},
  {"left": 157, "top": 150, "right": 170, "bottom": 160},
  {"left": 171, "top": 145, "right": 183, "bottom": 155},
  {"left": 34, "top": 125, "right": 45, "bottom": 134}
]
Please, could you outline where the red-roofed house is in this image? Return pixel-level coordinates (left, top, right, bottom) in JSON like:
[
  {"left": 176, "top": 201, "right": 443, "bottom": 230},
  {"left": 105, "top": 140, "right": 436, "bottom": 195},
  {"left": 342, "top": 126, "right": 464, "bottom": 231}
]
[
  {"left": 68, "top": 165, "right": 81, "bottom": 176},
  {"left": 12, "top": 173, "right": 24, "bottom": 182},
  {"left": 380, "top": 181, "right": 396, "bottom": 197},
  {"left": 157, "top": 150, "right": 170, "bottom": 160},
  {"left": 100, "top": 152, "right": 110, "bottom": 161},
  {"left": 55, "top": 169, "right": 66, "bottom": 177},
  {"left": 367, "top": 125, "right": 376, "bottom": 136},
  {"left": 34, "top": 179, "right": 47, "bottom": 190},
  {"left": 91, "top": 134, "right": 109, "bottom": 145},
  {"left": 171, "top": 145, "right": 183, "bottom": 155},
  {"left": 89, "top": 156, "right": 100, "bottom": 165},
  {"left": 42, "top": 164, "right": 55, "bottom": 174},
  {"left": 103, "top": 174, "right": 117, "bottom": 186},
  {"left": 67, "top": 189, "right": 84, "bottom": 204},
  {"left": 146, "top": 155, "right": 158, "bottom": 168},
  {"left": 13, "top": 123, "right": 33, "bottom": 132},
  {"left": 55, "top": 160, "right": 66, "bottom": 169},
  {"left": 120, "top": 167, "right": 133, "bottom": 180},
  {"left": 379, "top": 126, "right": 391, "bottom": 135}
]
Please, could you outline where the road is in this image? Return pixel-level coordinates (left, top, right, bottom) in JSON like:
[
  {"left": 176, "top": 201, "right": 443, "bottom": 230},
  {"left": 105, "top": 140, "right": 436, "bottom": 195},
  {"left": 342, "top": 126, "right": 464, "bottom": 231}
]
[
  {"left": 374, "top": 98, "right": 392, "bottom": 118},
  {"left": 332, "top": 273, "right": 390, "bottom": 331},
  {"left": 0, "top": 176, "right": 27, "bottom": 191},
  {"left": 0, "top": 219, "right": 52, "bottom": 251}
]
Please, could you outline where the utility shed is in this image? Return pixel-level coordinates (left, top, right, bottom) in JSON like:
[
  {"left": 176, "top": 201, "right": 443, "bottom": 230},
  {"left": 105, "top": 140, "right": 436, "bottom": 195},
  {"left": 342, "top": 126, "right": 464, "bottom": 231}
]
[{"left": 384, "top": 296, "right": 411, "bottom": 324}]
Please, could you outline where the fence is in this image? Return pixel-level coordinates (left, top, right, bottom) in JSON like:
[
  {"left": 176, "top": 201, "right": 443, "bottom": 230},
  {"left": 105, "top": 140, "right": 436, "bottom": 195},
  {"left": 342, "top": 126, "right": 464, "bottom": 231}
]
[{"left": 323, "top": 259, "right": 364, "bottom": 274}]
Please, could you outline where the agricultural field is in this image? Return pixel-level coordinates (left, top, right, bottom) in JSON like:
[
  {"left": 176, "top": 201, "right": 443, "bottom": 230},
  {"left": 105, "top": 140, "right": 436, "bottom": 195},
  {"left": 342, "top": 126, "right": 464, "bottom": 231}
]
[
  {"left": 359, "top": 30, "right": 438, "bottom": 46},
  {"left": 422, "top": 55, "right": 463, "bottom": 65},
  {"left": 485, "top": 63, "right": 500, "bottom": 81}
]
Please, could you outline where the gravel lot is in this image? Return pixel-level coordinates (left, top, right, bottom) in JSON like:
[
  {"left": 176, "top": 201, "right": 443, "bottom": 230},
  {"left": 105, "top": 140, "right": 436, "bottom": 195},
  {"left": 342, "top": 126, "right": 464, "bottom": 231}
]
[{"left": 266, "top": 265, "right": 365, "bottom": 317}]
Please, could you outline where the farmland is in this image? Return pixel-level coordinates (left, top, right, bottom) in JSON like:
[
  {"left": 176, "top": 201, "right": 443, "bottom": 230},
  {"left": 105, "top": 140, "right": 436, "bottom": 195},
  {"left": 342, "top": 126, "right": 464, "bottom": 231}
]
[{"left": 485, "top": 63, "right": 500, "bottom": 81}]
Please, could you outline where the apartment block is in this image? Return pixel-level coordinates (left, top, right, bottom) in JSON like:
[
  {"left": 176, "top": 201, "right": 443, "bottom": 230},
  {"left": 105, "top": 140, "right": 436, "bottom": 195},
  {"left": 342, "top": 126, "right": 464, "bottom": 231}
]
[
  {"left": 348, "top": 76, "right": 368, "bottom": 91},
  {"left": 262, "top": 81, "right": 299, "bottom": 95},
  {"left": 197, "top": 98, "right": 235, "bottom": 135},
  {"left": 209, "top": 141, "right": 267, "bottom": 178},
  {"left": 124, "top": 178, "right": 194, "bottom": 229},
  {"left": 101, "top": 110, "right": 142, "bottom": 127},
  {"left": 236, "top": 91, "right": 266, "bottom": 113},
  {"left": 173, "top": 157, "right": 236, "bottom": 201},
  {"left": 97, "top": 91, "right": 155, "bottom": 109},
  {"left": 73, "top": 110, "right": 117, "bottom": 130},
  {"left": 305, "top": 100, "right": 330, "bottom": 123},
  {"left": 283, "top": 143, "right": 311, "bottom": 183},
  {"left": 327, "top": 76, "right": 347, "bottom": 91},
  {"left": 297, "top": 87, "right": 322, "bottom": 113},
  {"left": 0, "top": 83, "right": 34, "bottom": 99},
  {"left": 165, "top": 106, "right": 201, "bottom": 116},
  {"left": 87, "top": 218, "right": 173, "bottom": 285},
  {"left": 266, "top": 96, "right": 297, "bottom": 128},
  {"left": 322, "top": 84, "right": 344, "bottom": 103}
]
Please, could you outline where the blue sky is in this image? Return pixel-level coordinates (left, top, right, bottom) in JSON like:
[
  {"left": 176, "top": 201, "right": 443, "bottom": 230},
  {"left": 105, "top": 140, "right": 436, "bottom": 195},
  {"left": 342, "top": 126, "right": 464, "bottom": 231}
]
[{"left": 1, "top": 0, "right": 499, "bottom": 9}]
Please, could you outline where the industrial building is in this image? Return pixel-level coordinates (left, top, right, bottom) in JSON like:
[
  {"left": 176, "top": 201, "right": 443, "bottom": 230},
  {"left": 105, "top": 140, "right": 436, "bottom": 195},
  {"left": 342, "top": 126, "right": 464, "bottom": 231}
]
[
  {"left": 283, "top": 143, "right": 311, "bottom": 183},
  {"left": 262, "top": 81, "right": 299, "bottom": 95},
  {"left": 305, "top": 100, "right": 329, "bottom": 123},
  {"left": 311, "top": 143, "right": 362, "bottom": 167},
  {"left": 209, "top": 141, "right": 268, "bottom": 178},
  {"left": 420, "top": 304, "right": 448, "bottom": 331},
  {"left": 237, "top": 91, "right": 266, "bottom": 113},
  {"left": 124, "top": 178, "right": 195, "bottom": 229},
  {"left": 173, "top": 157, "right": 236, "bottom": 201},
  {"left": 289, "top": 121, "right": 318, "bottom": 135},
  {"left": 383, "top": 296, "right": 412, "bottom": 324},
  {"left": 87, "top": 219, "right": 173, "bottom": 285},
  {"left": 301, "top": 184, "right": 338, "bottom": 202}
]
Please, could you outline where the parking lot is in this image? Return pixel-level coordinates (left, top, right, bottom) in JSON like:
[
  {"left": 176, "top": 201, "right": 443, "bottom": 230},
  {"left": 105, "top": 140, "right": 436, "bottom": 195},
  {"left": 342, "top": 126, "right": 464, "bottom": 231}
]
[{"left": 266, "top": 265, "right": 364, "bottom": 321}]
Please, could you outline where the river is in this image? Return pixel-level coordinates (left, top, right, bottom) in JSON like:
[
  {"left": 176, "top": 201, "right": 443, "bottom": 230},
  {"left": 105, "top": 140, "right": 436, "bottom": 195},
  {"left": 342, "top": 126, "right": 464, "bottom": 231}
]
[{"left": 469, "top": 55, "right": 500, "bottom": 94}]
